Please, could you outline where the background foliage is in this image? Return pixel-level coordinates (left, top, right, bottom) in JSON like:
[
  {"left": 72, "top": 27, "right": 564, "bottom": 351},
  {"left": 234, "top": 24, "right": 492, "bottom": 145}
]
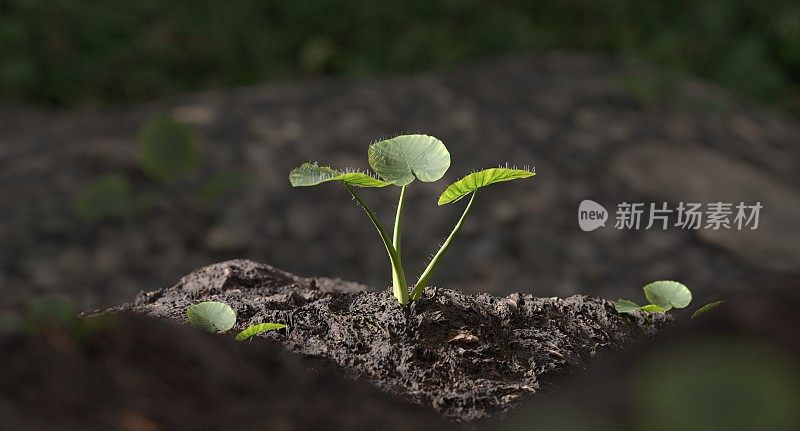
[{"left": 1, "top": 0, "right": 799, "bottom": 114}]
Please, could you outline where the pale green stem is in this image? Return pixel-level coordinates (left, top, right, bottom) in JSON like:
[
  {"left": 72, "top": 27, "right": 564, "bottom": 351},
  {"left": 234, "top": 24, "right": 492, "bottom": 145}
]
[
  {"left": 345, "top": 184, "right": 409, "bottom": 304},
  {"left": 411, "top": 191, "right": 477, "bottom": 300},
  {"left": 393, "top": 186, "right": 407, "bottom": 260}
]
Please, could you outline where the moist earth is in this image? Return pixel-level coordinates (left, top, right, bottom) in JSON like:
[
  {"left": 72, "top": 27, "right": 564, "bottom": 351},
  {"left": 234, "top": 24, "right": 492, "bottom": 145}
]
[{"left": 106, "top": 259, "right": 668, "bottom": 421}]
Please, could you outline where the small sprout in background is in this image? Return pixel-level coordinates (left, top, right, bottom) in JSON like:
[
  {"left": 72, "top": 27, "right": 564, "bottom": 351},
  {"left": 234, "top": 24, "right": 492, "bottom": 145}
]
[
  {"left": 75, "top": 173, "right": 134, "bottom": 223},
  {"left": 691, "top": 301, "right": 725, "bottom": 319},
  {"left": 138, "top": 114, "right": 202, "bottom": 183},
  {"left": 235, "top": 323, "right": 287, "bottom": 341},
  {"left": 615, "top": 281, "right": 723, "bottom": 319},
  {"left": 185, "top": 301, "right": 286, "bottom": 339},
  {"left": 186, "top": 301, "right": 236, "bottom": 333},
  {"left": 615, "top": 280, "right": 692, "bottom": 316},
  {"left": 289, "top": 134, "right": 536, "bottom": 305}
]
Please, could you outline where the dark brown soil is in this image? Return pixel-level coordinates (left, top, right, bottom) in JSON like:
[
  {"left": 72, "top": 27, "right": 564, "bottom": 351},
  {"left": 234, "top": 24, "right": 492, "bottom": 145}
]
[
  {"left": 106, "top": 259, "right": 668, "bottom": 422},
  {"left": 0, "top": 313, "right": 448, "bottom": 431}
]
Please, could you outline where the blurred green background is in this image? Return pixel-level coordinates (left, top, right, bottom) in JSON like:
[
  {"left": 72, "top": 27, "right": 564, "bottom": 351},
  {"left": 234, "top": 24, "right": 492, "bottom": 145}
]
[{"left": 2, "top": 0, "right": 799, "bottom": 115}]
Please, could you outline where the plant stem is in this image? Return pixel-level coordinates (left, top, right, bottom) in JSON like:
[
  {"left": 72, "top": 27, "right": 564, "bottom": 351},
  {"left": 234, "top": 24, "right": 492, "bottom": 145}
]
[
  {"left": 393, "top": 186, "right": 406, "bottom": 260},
  {"left": 411, "top": 191, "right": 476, "bottom": 300},
  {"left": 345, "top": 184, "right": 409, "bottom": 304}
]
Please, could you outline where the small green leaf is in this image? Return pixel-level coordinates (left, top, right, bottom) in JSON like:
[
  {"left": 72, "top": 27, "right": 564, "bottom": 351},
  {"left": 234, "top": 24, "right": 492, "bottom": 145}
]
[
  {"left": 139, "top": 115, "right": 201, "bottom": 183},
  {"left": 289, "top": 163, "right": 389, "bottom": 187},
  {"left": 235, "top": 322, "right": 287, "bottom": 341},
  {"left": 643, "top": 280, "right": 692, "bottom": 311},
  {"left": 367, "top": 134, "right": 450, "bottom": 186},
  {"left": 186, "top": 301, "right": 236, "bottom": 333},
  {"left": 614, "top": 299, "right": 641, "bottom": 315},
  {"left": 640, "top": 304, "right": 669, "bottom": 313},
  {"left": 691, "top": 301, "right": 724, "bottom": 319},
  {"left": 438, "top": 167, "right": 536, "bottom": 205}
]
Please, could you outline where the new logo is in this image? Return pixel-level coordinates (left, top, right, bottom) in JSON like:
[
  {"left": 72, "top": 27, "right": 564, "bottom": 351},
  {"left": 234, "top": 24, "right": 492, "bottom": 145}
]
[{"left": 578, "top": 199, "right": 608, "bottom": 231}]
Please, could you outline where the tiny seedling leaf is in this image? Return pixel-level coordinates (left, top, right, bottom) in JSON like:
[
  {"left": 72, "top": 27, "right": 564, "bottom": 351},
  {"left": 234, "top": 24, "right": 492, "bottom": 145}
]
[
  {"left": 614, "top": 299, "right": 641, "bottom": 316},
  {"left": 438, "top": 167, "right": 536, "bottom": 205},
  {"left": 640, "top": 304, "right": 669, "bottom": 313},
  {"left": 289, "top": 163, "right": 389, "bottom": 187},
  {"left": 235, "top": 323, "right": 287, "bottom": 341},
  {"left": 691, "top": 301, "right": 724, "bottom": 319},
  {"left": 186, "top": 301, "right": 236, "bottom": 333},
  {"left": 643, "top": 280, "right": 692, "bottom": 311},
  {"left": 368, "top": 134, "right": 450, "bottom": 186}
]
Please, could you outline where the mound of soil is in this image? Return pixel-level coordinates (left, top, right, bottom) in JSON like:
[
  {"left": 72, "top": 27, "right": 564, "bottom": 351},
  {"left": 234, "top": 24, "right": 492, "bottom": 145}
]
[
  {"left": 107, "top": 259, "right": 668, "bottom": 422},
  {"left": 0, "top": 313, "right": 447, "bottom": 431}
]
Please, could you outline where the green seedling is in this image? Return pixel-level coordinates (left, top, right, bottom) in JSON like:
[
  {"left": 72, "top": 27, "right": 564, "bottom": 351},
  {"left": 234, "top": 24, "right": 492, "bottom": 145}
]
[
  {"left": 186, "top": 301, "right": 237, "bottom": 333},
  {"left": 615, "top": 280, "right": 692, "bottom": 316},
  {"left": 186, "top": 301, "right": 286, "bottom": 340},
  {"left": 289, "top": 134, "right": 535, "bottom": 305},
  {"left": 615, "top": 281, "right": 722, "bottom": 319}
]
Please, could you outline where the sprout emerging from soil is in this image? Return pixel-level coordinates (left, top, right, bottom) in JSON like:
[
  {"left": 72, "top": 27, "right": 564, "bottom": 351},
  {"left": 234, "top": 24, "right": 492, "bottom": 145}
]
[
  {"left": 186, "top": 301, "right": 285, "bottom": 339},
  {"left": 289, "top": 134, "right": 535, "bottom": 305}
]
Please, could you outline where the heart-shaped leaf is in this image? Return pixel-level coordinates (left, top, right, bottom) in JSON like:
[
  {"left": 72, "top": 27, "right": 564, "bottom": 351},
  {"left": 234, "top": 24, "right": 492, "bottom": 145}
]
[
  {"left": 643, "top": 281, "right": 692, "bottom": 311},
  {"left": 614, "top": 299, "right": 641, "bottom": 316},
  {"left": 438, "top": 167, "right": 535, "bottom": 205},
  {"left": 235, "top": 322, "right": 286, "bottom": 341},
  {"left": 691, "top": 301, "right": 724, "bottom": 319},
  {"left": 367, "top": 135, "right": 450, "bottom": 186},
  {"left": 289, "top": 163, "right": 389, "bottom": 187},
  {"left": 186, "top": 301, "right": 236, "bottom": 333}
]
